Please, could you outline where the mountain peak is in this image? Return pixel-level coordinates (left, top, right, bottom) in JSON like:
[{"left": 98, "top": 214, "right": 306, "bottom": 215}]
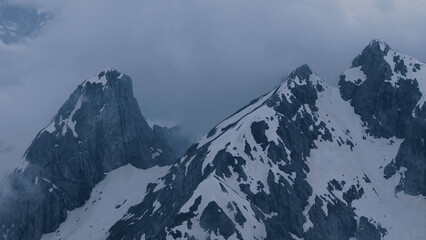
[
  {"left": 1, "top": 69, "right": 176, "bottom": 240},
  {"left": 284, "top": 64, "right": 325, "bottom": 94},
  {"left": 84, "top": 67, "right": 125, "bottom": 86},
  {"left": 98, "top": 67, "right": 120, "bottom": 77},
  {"left": 36, "top": 69, "right": 132, "bottom": 139},
  {"left": 368, "top": 39, "right": 390, "bottom": 52},
  {"left": 108, "top": 44, "right": 425, "bottom": 240},
  {"left": 289, "top": 64, "right": 313, "bottom": 81},
  {"left": 351, "top": 40, "right": 390, "bottom": 68},
  {"left": 340, "top": 39, "right": 425, "bottom": 138}
]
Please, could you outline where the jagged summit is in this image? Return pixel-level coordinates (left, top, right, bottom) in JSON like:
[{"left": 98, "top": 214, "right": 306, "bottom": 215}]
[
  {"left": 286, "top": 64, "right": 325, "bottom": 86},
  {"left": 340, "top": 40, "right": 426, "bottom": 196},
  {"left": 199, "top": 64, "right": 327, "bottom": 147},
  {"left": 340, "top": 40, "right": 425, "bottom": 138},
  {"left": 32, "top": 68, "right": 175, "bottom": 167},
  {"left": 275, "top": 64, "right": 327, "bottom": 108},
  {"left": 1, "top": 70, "right": 176, "bottom": 240},
  {"left": 368, "top": 39, "right": 390, "bottom": 52},
  {"left": 289, "top": 64, "right": 313, "bottom": 81},
  {"left": 100, "top": 67, "right": 119, "bottom": 73},
  {"left": 37, "top": 68, "right": 132, "bottom": 140},
  {"left": 106, "top": 42, "right": 425, "bottom": 240},
  {"left": 286, "top": 64, "right": 325, "bottom": 87},
  {"left": 348, "top": 39, "right": 425, "bottom": 87},
  {"left": 285, "top": 64, "right": 326, "bottom": 92},
  {"left": 83, "top": 68, "right": 125, "bottom": 86}
]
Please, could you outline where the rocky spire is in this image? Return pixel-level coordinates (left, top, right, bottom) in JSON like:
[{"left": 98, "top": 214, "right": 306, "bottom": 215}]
[
  {"left": 0, "top": 69, "right": 176, "bottom": 240},
  {"left": 339, "top": 40, "right": 426, "bottom": 196},
  {"left": 289, "top": 64, "right": 313, "bottom": 81}
]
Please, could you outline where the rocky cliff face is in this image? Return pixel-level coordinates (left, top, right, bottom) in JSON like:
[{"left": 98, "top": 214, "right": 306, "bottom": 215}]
[
  {"left": 0, "top": 69, "right": 175, "bottom": 240},
  {"left": 339, "top": 40, "right": 426, "bottom": 195},
  {"left": 108, "top": 41, "right": 425, "bottom": 240}
]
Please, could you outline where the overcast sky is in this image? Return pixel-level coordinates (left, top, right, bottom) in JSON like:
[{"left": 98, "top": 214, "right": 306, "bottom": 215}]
[{"left": 1, "top": 0, "right": 426, "bottom": 166}]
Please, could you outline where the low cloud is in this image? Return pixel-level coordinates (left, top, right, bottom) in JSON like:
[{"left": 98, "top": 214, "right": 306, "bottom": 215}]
[{"left": 0, "top": 139, "right": 13, "bottom": 154}]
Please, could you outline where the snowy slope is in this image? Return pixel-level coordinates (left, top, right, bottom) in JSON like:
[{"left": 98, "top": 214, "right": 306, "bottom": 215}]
[
  {"left": 177, "top": 69, "right": 426, "bottom": 239},
  {"left": 304, "top": 81, "right": 425, "bottom": 240},
  {"left": 108, "top": 48, "right": 425, "bottom": 239},
  {"left": 41, "top": 164, "right": 169, "bottom": 240}
]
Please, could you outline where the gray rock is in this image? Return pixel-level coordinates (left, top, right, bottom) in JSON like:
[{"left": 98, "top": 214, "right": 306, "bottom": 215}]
[
  {"left": 107, "top": 64, "right": 379, "bottom": 240},
  {"left": 200, "top": 201, "right": 242, "bottom": 239},
  {"left": 355, "top": 217, "right": 383, "bottom": 240},
  {"left": 339, "top": 40, "right": 426, "bottom": 196},
  {"left": 339, "top": 40, "right": 421, "bottom": 138},
  {"left": 0, "top": 69, "right": 175, "bottom": 240}
]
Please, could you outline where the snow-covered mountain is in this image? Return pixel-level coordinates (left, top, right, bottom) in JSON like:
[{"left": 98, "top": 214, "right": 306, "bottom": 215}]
[
  {"left": 0, "top": 69, "right": 176, "bottom": 240},
  {"left": 105, "top": 40, "right": 425, "bottom": 240},
  {"left": 340, "top": 40, "right": 426, "bottom": 196},
  {"left": 1, "top": 40, "right": 425, "bottom": 240}
]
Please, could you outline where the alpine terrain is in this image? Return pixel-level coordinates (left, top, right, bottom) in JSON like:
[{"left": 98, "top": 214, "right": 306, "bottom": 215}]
[
  {"left": 0, "top": 40, "right": 425, "bottom": 240},
  {"left": 0, "top": 69, "right": 176, "bottom": 239},
  {"left": 107, "top": 40, "right": 425, "bottom": 240}
]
